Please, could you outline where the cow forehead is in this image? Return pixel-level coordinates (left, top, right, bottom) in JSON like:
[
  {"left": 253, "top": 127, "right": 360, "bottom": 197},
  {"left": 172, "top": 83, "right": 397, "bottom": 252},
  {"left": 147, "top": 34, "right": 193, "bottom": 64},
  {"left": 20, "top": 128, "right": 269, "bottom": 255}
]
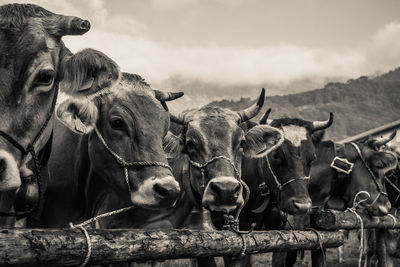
[{"left": 281, "top": 125, "right": 308, "bottom": 147}]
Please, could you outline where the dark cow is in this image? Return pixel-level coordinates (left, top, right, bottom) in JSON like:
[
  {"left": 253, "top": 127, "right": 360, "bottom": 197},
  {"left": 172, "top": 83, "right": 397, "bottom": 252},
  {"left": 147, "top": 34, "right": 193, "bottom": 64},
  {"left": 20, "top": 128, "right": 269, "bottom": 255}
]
[
  {"left": 211, "top": 110, "right": 334, "bottom": 267},
  {"left": 140, "top": 89, "right": 287, "bottom": 267},
  {"left": 37, "top": 73, "right": 182, "bottom": 228},
  {"left": 162, "top": 89, "right": 286, "bottom": 220},
  {"left": 276, "top": 130, "right": 398, "bottom": 267},
  {"left": 0, "top": 4, "right": 120, "bottom": 226}
]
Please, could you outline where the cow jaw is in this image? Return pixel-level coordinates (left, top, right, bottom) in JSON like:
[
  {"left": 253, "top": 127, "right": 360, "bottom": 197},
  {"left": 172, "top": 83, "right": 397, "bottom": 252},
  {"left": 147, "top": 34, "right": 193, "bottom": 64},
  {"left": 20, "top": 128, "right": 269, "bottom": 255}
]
[{"left": 130, "top": 176, "right": 180, "bottom": 209}]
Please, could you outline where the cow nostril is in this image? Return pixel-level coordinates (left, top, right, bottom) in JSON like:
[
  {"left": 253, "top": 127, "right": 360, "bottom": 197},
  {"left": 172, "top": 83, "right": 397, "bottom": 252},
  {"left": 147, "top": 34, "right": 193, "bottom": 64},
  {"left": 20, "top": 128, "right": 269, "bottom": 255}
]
[
  {"left": 153, "top": 183, "right": 169, "bottom": 199},
  {"left": 0, "top": 159, "right": 6, "bottom": 173},
  {"left": 209, "top": 182, "right": 222, "bottom": 195}
]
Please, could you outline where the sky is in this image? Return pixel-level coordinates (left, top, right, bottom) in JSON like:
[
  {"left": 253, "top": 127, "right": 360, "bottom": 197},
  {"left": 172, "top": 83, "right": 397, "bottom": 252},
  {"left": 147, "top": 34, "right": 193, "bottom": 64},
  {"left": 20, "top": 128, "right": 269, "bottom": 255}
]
[{"left": 2, "top": 0, "right": 400, "bottom": 95}]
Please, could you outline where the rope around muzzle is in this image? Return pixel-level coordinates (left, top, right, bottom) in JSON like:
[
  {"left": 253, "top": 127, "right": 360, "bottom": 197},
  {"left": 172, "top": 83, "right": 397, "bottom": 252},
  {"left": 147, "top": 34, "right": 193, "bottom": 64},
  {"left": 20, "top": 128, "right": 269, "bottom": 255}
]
[
  {"left": 189, "top": 155, "right": 252, "bottom": 257},
  {"left": 66, "top": 127, "right": 175, "bottom": 266},
  {"left": 0, "top": 81, "right": 59, "bottom": 218},
  {"left": 94, "top": 127, "right": 173, "bottom": 195},
  {"left": 265, "top": 155, "right": 310, "bottom": 203}
]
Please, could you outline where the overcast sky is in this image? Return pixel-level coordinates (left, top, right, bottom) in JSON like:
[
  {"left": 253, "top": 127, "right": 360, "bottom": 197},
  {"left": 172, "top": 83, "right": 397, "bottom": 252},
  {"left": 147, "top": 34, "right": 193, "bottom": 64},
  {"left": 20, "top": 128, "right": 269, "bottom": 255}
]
[{"left": 3, "top": 0, "right": 400, "bottom": 87}]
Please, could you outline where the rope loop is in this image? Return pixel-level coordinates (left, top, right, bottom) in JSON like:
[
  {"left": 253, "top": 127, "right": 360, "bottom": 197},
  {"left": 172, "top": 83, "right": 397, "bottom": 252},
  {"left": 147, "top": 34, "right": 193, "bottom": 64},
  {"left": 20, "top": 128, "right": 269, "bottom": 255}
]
[{"left": 69, "top": 205, "right": 136, "bottom": 267}]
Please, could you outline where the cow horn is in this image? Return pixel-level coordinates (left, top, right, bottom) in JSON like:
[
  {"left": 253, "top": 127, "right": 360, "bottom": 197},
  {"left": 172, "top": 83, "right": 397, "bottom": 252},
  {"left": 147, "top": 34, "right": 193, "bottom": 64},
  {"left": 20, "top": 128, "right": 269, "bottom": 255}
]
[
  {"left": 237, "top": 88, "right": 265, "bottom": 123},
  {"left": 154, "top": 90, "right": 184, "bottom": 102},
  {"left": 312, "top": 112, "right": 334, "bottom": 132},
  {"left": 259, "top": 108, "right": 272, "bottom": 125},
  {"left": 372, "top": 131, "right": 397, "bottom": 147},
  {"left": 47, "top": 15, "right": 91, "bottom": 36}
]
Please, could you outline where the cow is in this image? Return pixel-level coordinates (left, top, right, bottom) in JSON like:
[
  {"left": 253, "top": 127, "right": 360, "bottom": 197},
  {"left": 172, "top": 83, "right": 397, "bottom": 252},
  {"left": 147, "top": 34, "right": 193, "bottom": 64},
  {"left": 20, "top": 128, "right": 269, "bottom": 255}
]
[
  {"left": 275, "top": 128, "right": 398, "bottom": 267},
  {"left": 0, "top": 3, "right": 120, "bottom": 226},
  {"left": 36, "top": 73, "right": 183, "bottom": 228},
  {"left": 209, "top": 109, "right": 334, "bottom": 267}
]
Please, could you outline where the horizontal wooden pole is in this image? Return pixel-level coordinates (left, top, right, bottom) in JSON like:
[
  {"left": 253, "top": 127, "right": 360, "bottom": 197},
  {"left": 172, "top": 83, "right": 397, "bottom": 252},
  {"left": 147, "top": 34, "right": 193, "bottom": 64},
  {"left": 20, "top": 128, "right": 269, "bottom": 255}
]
[
  {"left": 0, "top": 228, "right": 344, "bottom": 266},
  {"left": 314, "top": 210, "right": 400, "bottom": 230}
]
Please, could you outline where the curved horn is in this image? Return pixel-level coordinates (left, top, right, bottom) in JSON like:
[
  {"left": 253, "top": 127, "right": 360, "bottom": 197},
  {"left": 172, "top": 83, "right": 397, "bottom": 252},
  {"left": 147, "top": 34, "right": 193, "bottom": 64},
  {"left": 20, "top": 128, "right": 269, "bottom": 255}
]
[
  {"left": 237, "top": 88, "right": 265, "bottom": 123},
  {"left": 259, "top": 108, "right": 272, "bottom": 125},
  {"left": 46, "top": 15, "right": 90, "bottom": 36},
  {"left": 154, "top": 90, "right": 184, "bottom": 102},
  {"left": 312, "top": 112, "right": 334, "bottom": 132},
  {"left": 372, "top": 131, "right": 397, "bottom": 147}
]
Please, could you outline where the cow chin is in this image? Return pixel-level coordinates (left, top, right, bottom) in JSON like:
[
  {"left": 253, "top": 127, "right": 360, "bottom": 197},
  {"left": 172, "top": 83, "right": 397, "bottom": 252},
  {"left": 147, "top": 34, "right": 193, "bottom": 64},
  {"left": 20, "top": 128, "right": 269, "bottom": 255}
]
[
  {"left": 0, "top": 151, "right": 21, "bottom": 192},
  {"left": 202, "top": 176, "right": 244, "bottom": 214},
  {"left": 130, "top": 176, "right": 180, "bottom": 210}
]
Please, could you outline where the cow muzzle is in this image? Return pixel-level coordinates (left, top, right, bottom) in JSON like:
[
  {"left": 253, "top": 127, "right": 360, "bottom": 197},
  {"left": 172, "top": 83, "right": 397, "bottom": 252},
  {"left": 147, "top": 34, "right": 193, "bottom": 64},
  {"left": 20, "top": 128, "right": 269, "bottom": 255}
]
[
  {"left": 130, "top": 176, "right": 180, "bottom": 209},
  {"left": 0, "top": 151, "right": 21, "bottom": 191},
  {"left": 202, "top": 176, "right": 244, "bottom": 213}
]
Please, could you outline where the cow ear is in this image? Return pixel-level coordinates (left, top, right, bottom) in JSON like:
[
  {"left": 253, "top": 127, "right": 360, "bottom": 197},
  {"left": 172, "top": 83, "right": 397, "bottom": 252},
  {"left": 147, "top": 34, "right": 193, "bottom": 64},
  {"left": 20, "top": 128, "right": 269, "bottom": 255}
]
[
  {"left": 163, "top": 132, "right": 183, "bottom": 159},
  {"left": 56, "top": 97, "right": 99, "bottom": 134},
  {"left": 244, "top": 125, "right": 284, "bottom": 158},
  {"left": 59, "top": 48, "right": 120, "bottom": 96}
]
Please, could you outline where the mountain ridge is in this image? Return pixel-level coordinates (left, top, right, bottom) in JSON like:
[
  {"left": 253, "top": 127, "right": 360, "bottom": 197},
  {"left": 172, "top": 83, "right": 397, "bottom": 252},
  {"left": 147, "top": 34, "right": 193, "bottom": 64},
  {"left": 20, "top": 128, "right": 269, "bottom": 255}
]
[{"left": 207, "top": 67, "right": 400, "bottom": 141}]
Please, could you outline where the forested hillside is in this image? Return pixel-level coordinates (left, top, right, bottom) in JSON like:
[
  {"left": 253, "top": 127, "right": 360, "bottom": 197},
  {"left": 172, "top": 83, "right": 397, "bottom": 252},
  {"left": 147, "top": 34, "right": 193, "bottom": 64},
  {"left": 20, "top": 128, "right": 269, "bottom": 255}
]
[{"left": 208, "top": 68, "right": 400, "bottom": 141}]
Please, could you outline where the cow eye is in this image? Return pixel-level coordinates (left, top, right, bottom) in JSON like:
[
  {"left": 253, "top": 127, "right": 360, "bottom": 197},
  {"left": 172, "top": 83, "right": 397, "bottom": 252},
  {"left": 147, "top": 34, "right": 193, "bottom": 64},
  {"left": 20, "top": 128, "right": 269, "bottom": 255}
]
[
  {"left": 35, "top": 69, "right": 54, "bottom": 87},
  {"left": 110, "top": 118, "right": 125, "bottom": 130},
  {"left": 273, "top": 152, "right": 279, "bottom": 159}
]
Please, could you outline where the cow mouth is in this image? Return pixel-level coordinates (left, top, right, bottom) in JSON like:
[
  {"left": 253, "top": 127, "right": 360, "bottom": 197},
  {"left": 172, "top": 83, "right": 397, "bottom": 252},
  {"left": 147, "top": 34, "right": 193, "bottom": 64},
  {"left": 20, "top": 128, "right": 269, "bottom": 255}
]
[{"left": 203, "top": 203, "right": 238, "bottom": 214}]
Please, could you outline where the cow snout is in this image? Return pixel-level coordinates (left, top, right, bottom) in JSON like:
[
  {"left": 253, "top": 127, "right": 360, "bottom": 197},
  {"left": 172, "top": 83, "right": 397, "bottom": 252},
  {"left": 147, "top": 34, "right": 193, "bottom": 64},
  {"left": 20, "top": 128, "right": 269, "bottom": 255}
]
[
  {"left": 130, "top": 176, "right": 180, "bottom": 209},
  {"left": 202, "top": 177, "right": 244, "bottom": 213},
  {"left": 0, "top": 151, "right": 21, "bottom": 191},
  {"left": 285, "top": 197, "right": 312, "bottom": 214},
  {"left": 153, "top": 176, "right": 180, "bottom": 204},
  {"left": 209, "top": 179, "right": 241, "bottom": 198}
]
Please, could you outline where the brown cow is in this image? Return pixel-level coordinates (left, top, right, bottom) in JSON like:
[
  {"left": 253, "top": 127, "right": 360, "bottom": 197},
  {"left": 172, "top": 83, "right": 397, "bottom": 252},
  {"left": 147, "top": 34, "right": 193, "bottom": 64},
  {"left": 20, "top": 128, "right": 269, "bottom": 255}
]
[
  {"left": 0, "top": 4, "right": 120, "bottom": 226},
  {"left": 37, "top": 73, "right": 182, "bottom": 228}
]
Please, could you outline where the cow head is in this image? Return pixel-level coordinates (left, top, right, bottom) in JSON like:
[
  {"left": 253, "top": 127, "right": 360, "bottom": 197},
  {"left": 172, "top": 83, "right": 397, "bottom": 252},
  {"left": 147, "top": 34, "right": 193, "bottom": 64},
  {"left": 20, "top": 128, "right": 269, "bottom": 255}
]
[
  {"left": 340, "top": 133, "right": 397, "bottom": 215},
  {"left": 164, "top": 89, "right": 284, "bottom": 214},
  {"left": 56, "top": 73, "right": 181, "bottom": 209},
  {"left": 0, "top": 4, "right": 120, "bottom": 191},
  {"left": 260, "top": 110, "right": 334, "bottom": 214}
]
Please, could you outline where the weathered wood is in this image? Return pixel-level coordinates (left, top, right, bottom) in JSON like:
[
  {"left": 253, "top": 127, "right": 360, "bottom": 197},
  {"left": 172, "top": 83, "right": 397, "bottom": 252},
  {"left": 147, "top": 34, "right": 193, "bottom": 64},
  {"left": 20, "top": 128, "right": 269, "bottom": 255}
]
[
  {"left": 376, "top": 229, "right": 387, "bottom": 267},
  {"left": 0, "top": 228, "right": 344, "bottom": 266},
  {"left": 314, "top": 210, "right": 400, "bottom": 230}
]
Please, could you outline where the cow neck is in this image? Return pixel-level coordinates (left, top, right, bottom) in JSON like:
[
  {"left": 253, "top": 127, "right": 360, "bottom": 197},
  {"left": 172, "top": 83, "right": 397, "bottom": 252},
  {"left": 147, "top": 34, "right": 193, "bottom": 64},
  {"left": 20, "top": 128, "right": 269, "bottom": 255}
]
[
  {"left": 331, "top": 142, "right": 388, "bottom": 209},
  {"left": 0, "top": 81, "right": 59, "bottom": 218}
]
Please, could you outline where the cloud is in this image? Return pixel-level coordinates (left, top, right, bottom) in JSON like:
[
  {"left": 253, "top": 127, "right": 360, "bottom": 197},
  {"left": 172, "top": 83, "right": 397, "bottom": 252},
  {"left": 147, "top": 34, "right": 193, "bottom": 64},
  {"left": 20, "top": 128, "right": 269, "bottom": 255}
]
[{"left": 2, "top": 1, "right": 400, "bottom": 88}]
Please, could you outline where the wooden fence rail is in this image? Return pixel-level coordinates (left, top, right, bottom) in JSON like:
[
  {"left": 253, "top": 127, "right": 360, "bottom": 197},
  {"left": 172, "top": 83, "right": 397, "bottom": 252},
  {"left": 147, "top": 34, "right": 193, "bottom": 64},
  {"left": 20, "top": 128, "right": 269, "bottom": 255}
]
[
  {"left": 0, "top": 228, "right": 344, "bottom": 266},
  {"left": 314, "top": 210, "right": 400, "bottom": 230}
]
